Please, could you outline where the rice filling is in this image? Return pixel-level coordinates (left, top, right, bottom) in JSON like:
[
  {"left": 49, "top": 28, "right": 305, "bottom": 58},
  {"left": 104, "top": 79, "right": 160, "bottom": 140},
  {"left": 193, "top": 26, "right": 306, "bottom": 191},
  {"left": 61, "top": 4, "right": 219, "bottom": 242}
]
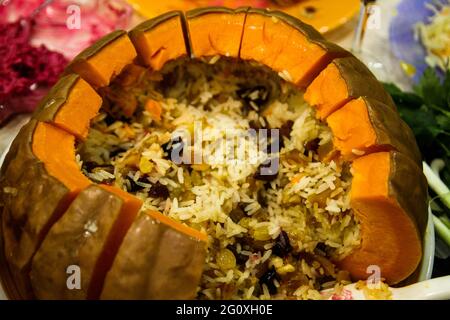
[{"left": 77, "top": 58, "right": 361, "bottom": 300}]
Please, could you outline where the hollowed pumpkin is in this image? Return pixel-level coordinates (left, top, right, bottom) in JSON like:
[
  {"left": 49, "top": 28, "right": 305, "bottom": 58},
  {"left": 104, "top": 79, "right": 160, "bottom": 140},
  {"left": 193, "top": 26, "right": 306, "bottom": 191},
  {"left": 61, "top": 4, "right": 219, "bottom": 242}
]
[{"left": 0, "top": 7, "right": 428, "bottom": 300}]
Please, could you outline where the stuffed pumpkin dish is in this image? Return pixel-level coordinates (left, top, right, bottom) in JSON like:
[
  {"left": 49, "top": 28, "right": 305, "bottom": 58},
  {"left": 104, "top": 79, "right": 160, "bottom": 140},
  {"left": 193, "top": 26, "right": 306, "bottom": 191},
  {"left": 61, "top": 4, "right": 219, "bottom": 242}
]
[{"left": 0, "top": 7, "right": 428, "bottom": 300}]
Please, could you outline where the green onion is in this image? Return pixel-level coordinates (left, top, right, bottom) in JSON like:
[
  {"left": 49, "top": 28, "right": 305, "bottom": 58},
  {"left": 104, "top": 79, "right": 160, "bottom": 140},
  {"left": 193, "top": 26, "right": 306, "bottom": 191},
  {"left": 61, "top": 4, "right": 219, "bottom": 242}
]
[
  {"left": 423, "top": 161, "right": 450, "bottom": 247},
  {"left": 433, "top": 215, "right": 450, "bottom": 247}
]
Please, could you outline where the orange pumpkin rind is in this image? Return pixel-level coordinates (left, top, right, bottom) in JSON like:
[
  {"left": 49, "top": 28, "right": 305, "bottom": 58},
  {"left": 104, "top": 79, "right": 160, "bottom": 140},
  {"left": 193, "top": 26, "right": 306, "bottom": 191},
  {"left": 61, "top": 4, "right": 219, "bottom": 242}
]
[
  {"left": 34, "top": 74, "right": 102, "bottom": 140},
  {"left": 66, "top": 31, "right": 137, "bottom": 88},
  {"left": 130, "top": 11, "right": 189, "bottom": 71}
]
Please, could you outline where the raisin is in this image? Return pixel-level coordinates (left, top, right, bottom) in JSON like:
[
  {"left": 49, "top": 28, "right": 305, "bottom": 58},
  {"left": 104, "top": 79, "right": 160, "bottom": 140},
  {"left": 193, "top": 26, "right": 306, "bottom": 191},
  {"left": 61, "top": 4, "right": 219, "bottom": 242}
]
[
  {"left": 237, "top": 85, "right": 270, "bottom": 114},
  {"left": 318, "top": 275, "right": 336, "bottom": 285},
  {"left": 257, "top": 189, "right": 268, "bottom": 208},
  {"left": 249, "top": 120, "right": 261, "bottom": 130},
  {"left": 296, "top": 252, "right": 315, "bottom": 265},
  {"left": 127, "top": 177, "right": 146, "bottom": 193},
  {"left": 104, "top": 113, "right": 117, "bottom": 126},
  {"left": 109, "top": 147, "right": 127, "bottom": 158},
  {"left": 254, "top": 159, "right": 279, "bottom": 181},
  {"left": 162, "top": 136, "right": 184, "bottom": 161},
  {"left": 272, "top": 230, "right": 293, "bottom": 258},
  {"left": 148, "top": 182, "right": 170, "bottom": 199},
  {"left": 279, "top": 120, "right": 294, "bottom": 138},
  {"left": 255, "top": 260, "right": 269, "bottom": 278},
  {"left": 229, "top": 206, "right": 245, "bottom": 223},
  {"left": 315, "top": 242, "right": 328, "bottom": 253},
  {"left": 259, "top": 266, "right": 280, "bottom": 295},
  {"left": 226, "top": 245, "right": 248, "bottom": 265},
  {"left": 83, "top": 161, "right": 100, "bottom": 172},
  {"left": 304, "top": 138, "right": 320, "bottom": 153}
]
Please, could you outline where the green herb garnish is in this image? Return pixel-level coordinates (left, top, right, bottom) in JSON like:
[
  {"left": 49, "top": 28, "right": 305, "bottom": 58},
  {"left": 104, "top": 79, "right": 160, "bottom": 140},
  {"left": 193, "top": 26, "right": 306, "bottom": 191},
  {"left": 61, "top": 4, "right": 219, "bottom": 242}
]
[{"left": 384, "top": 68, "right": 450, "bottom": 247}]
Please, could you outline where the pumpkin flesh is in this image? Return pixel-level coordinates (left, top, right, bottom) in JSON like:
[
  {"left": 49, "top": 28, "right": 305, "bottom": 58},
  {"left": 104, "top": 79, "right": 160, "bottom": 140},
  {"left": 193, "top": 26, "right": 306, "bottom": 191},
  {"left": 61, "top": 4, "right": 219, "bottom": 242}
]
[
  {"left": 327, "top": 97, "right": 422, "bottom": 164},
  {"left": 34, "top": 74, "right": 102, "bottom": 140},
  {"left": 67, "top": 31, "right": 137, "bottom": 88},
  {"left": 240, "top": 10, "right": 348, "bottom": 87},
  {"left": 32, "top": 122, "right": 91, "bottom": 198},
  {"left": 337, "top": 151, "right": 426, "bottom": 284},
  {"left": 304, "top": 56, "right": 396, "bottom": 119},
  {"left": 130, "top": 12, "right": 188, "bottom": 71},
  {"left": 187, "top": 8, "right": 247, "bottom": 58}
]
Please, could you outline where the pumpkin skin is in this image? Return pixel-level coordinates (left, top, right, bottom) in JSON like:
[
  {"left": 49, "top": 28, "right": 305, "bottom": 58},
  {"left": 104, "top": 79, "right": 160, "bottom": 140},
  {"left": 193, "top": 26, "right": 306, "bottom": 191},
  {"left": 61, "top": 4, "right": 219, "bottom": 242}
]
[
  {"left": 186, "top": 7, "right": 248, "bottom": 59},
  {"left": 101, "top": 211, "right": 206, "bottom": 300},
  {"left": 30, "top": 185, "right": 125, "bottom": 300},
  {"left": 0, "top": 7, "right": 429, "bottom": 299},
  {"left": 0, "top": 120, "right": 87, "bottom": 299}
]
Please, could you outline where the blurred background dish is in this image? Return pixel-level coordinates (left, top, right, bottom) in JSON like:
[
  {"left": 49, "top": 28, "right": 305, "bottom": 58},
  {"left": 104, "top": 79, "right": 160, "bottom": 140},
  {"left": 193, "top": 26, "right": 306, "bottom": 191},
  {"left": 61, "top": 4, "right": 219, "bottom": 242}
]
[{"left": 389, "top": 0, "right": 448, "bottom": 82}]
